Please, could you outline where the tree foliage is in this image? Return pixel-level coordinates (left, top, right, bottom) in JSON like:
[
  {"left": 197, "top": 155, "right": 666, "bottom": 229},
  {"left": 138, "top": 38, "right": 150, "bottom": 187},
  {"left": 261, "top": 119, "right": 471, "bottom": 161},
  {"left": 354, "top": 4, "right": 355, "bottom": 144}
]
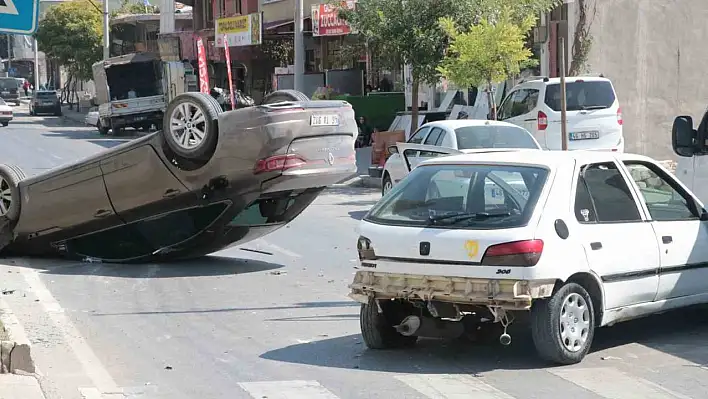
[
  {"left": 35, "top": 0, "right": 103, "bottom": 81},
  {"left": 111, "top": 0, "right": 159, "bottom": 18},
  {"left": 438, "top": 0, "right": 561, "bottom": 117}
]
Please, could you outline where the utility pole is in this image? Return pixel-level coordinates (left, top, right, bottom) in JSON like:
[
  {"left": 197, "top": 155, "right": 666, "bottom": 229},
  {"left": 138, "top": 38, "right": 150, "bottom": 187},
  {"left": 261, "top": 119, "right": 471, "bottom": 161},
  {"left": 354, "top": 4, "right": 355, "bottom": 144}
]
[
  {"left": 6, "top": 34, "right": 11, "bottom": 74},
  {"left": 103, "top": 0, "right": 110, "bottom": 60},
  {"left": 293, "top": 0, "right": 305, "bottom": 92},
  {"left": 33, "top": 37, "right": 39, "bottom": 90},
  {"left": 559, "top": 37, "right": 568, "bottom": 151}
]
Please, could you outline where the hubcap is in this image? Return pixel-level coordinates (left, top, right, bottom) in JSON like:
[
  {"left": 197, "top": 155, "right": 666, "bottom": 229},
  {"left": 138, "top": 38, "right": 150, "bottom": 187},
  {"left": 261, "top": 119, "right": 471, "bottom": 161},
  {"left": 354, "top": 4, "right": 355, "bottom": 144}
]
[
  {"left": 0, "top": 176, "right": 11, "bottom": 217},
  {"left": 169, "top": 101, "right": 207, "bottom": 150},
  {"left": 559, "top": 292, "right": 591, "bottom": 352},
  {"left": 383, "top": 180, "right": 392, "bottom": 195}
]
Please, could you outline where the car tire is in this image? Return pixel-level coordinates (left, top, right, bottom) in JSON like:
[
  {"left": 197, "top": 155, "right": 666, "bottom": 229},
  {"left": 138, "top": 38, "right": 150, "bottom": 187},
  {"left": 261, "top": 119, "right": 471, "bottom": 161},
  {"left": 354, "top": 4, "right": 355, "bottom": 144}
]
[
  {"left": 1, "top": 122, "right": 7, "bottom": 127},
  {"left": 530, "top": 282, "right": 596, "bottom": 365},
  {"left": 0, "top": 164, "right": 25, "bottom": 222},
  {"left": 381, "top": 173, "right": 393, "bottom": 196},
  {"left": 360, "top": 299, "right": 418, "bottom": 349},
  {"left": 97, "top": 121, "right": 109, "bottom": 135},
  {"left": 262, "top": 90, "right": 309, "bottom": 104},
  {"left": 163, "top": 92, "right": 221, "bottom": 161}
]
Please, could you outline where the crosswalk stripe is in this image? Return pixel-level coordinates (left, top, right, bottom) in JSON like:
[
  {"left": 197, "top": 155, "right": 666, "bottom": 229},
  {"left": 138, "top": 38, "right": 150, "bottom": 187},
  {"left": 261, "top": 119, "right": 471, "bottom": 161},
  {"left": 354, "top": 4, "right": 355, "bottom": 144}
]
[
  {"left": 237, "top": 380, "right": 340, "bottom": 399},
  {"left": 395, "top": 374, "right": 516, "bottom": 399},
  {"left": 547, "top": 367, "right": 693, "bottom": 399}
]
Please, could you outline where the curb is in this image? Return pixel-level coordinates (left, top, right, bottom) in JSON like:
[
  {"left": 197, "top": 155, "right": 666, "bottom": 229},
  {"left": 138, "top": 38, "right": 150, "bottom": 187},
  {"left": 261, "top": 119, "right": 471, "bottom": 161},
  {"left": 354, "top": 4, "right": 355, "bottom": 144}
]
[
  {"left": 0, "top": 297, "right": 35, "bottom": 374},
  {"left": 331, "top": 174, "right": 382, "bottom": 189}
]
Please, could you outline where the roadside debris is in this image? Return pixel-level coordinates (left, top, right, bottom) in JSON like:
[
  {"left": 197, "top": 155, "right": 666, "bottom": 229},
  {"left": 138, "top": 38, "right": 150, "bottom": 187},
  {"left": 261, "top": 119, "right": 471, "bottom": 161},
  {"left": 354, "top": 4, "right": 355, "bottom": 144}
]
[
  {"left": 269, "top": 270, "right": 286, "bottom": 275},
  {"left": 240, "top": 248, "right": 273, "bottom": 256},
  {"left": 601, "top": 356, "right": 622, "bottom": 361},
  {"left": 164, "top": 365, "right": 173, "bottom": 370},
  {"left": 1, "top": 289, "right": 14, "bottom": 295}
]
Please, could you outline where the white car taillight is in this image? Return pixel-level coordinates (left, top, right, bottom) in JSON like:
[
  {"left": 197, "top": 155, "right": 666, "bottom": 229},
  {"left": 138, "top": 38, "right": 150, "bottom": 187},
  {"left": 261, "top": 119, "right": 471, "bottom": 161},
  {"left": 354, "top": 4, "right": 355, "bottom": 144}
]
[{"left": 537, "top": 111, "right": 548, "bottom": 131}]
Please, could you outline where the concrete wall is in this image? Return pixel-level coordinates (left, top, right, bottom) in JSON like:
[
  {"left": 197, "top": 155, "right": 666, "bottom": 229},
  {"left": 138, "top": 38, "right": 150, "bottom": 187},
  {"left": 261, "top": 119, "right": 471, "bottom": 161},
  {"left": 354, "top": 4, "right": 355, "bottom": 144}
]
[{"left": 586, "top": 0, "right": 708, "bottom": 160}]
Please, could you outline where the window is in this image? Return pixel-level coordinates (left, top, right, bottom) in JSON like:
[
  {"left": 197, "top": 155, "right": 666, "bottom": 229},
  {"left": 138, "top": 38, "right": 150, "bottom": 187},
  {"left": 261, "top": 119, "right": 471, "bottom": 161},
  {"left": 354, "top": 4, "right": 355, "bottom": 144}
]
[
  {"left": 624, "top": 162, "right": 697, "bottom": 221},
  {"left": 424, "top": 127, "right": 444, "bottom": 145},
  {"left": 498, "top": 89, "right": 539, "bottom": 120},
  {"left": 365, "top": 163, "right": 548, "bottom": 229},
  {"left": 544, "top": 81, "right": 616, "bottom": 112},
  {"left": 454, "top": 125, "right": 539, "bottom": 150},
  {"left": 408, "top": 126, "right": 430, "bottom": 144},
  {"left": 574, "top": 162, "right": 641, "bottom": 223},
  {"left": 497, "top": 91, "right": 517, "bottom": 120},
  {"left": 435, "top": 131, "right": 447, "bottom": 146},
  {"left": 230, "top": 197, "right": 298, "bottom": 226}
]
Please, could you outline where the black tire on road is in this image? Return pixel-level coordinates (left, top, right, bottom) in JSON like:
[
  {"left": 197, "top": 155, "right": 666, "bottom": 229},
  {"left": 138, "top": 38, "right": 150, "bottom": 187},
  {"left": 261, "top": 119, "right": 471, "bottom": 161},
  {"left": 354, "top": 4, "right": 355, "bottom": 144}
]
[
  {"left": 262, "top": 90, "right": 309, "bottom": 104},
  {"left": 360, "top": 298, "right": 418, "bottom": 349},
  {"left": 530, "top": 282, "right": 596, "bottom": 365},
  {"left": 1, "top": 122, "right": 7, "bottom": 127},
  {"left": 163, "top": 92, "right": 221, "bottom": 161},
  {"left": 97, "top": 121, "right": 109, "bottom": 135},
  {"left": 0, "top": 164, "right": 25, "bottom": 222}
]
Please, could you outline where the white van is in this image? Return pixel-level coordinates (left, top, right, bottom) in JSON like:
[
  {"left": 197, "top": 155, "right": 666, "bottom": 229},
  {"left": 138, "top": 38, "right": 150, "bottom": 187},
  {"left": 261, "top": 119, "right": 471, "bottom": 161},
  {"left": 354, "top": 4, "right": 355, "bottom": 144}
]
[
  {"left": 671, "top": 113, "right": 708, "bottom": 201},
  {"left": 497, "top": 76, "right": 624, "bottom": 152}
]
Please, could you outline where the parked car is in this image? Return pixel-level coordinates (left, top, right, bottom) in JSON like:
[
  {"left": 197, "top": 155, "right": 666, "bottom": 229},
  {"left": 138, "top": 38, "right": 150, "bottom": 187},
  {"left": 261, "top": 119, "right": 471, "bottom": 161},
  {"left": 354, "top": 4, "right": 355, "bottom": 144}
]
[
  {"left": 381, "top": 119, "right": 542, "bottom": 195},
  {"left": 85, "top": 107, "right": 99, "bottom": 127},
  {"left": 0, "top": 90, "right": 357, "bottom": 263},
  {"left": 497, "top": 76, "right": 624, "bottom": 152},
  {"left": 0, "top": 77, "right": 21, "bottom": 106},
  {"left": 350, "top": 149, "right": 708, "bottom": 364},
  {"left": 29, "top": 90, "right": 62, "bottom": 116},
  {"left": 0, "top": 98, "right": 13, "bottom": 126}
]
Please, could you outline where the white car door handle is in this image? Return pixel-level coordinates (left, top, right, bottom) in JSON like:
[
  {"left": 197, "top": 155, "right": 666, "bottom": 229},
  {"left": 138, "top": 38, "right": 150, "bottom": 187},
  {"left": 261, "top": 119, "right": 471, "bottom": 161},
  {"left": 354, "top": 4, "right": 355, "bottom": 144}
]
[
  {"left": 590, "top": 242, "right": 602, "bottom": 250},
  {"left": 662, "top": 236, "right": 672, "bottom": 244}
]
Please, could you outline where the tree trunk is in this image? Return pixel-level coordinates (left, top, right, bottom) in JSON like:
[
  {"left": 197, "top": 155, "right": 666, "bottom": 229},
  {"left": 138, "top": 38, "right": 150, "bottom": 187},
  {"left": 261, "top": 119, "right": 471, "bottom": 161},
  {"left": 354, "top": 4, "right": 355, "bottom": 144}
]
[
  {"left": 487, "top": 79, "right": 497, "bottom": 120},
  {"left": 410, "top": 75, "right": 419, "bottom": 138}
]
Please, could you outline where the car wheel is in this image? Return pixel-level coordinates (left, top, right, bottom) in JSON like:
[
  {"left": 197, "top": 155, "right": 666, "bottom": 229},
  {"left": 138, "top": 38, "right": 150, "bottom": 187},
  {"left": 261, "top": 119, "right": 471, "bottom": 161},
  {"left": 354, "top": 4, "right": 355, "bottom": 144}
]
[
  {"left": 97, "top": 121, "right": 109, "bottom": 135},
  {"left": 1, "top": 122, "right": 7, "bottom": 127},
  {"left": 530, "top": 282, "right": 595, "bottom": 365},
  {"left": 382, "top": 174, "right": 393, "bottom": 196},
  {"left": 262, "top": 90, "right": 309, "bottom": 104},
  {"left": 0, "top": 164, "right": 25, "bottom": 222},
  {"left": 360, "top": 299, "right": 418, "bottom": 349},
  {"left": 163, "top": 92, "right": 221, "bottom": 161}
]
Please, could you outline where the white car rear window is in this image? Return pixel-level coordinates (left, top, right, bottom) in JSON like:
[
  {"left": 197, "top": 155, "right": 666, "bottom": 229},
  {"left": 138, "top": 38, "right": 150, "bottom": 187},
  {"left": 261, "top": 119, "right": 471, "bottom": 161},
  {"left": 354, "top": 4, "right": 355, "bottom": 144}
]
[
  {"left": 454, "top": 125, "right": 539, "bottom": 150},
  {"left": 544, "top": 81, "right": 616, "bottom": 112},
  {"left": 366, "top": 164, "right": 549, "bottom": 229}
]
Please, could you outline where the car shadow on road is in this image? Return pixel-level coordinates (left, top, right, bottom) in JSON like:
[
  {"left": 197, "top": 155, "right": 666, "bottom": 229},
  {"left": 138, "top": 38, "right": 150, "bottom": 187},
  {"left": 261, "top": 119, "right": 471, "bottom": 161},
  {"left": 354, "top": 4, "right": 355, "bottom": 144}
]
[
  {"left": 260, "top": 305, "right": 708, "bottom": 373},
  {"left": 90, "top": 300, "right": 359, "bottom": 317},
  {"left": 5, "top": 255, "right": 283, "bottom": 278},
  {"left": 326, "top": 187, "right": 380, "bottom": 197}
]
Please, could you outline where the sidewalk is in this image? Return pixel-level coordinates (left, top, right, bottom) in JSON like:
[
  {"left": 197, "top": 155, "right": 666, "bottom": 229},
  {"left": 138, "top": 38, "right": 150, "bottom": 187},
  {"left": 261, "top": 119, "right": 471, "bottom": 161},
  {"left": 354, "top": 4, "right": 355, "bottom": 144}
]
[
  {"left": 60, "top": 105, "right": 89, "bottom": 125},
  {"left": 0, "top": 374, "right": 46, "bottom": 399}
]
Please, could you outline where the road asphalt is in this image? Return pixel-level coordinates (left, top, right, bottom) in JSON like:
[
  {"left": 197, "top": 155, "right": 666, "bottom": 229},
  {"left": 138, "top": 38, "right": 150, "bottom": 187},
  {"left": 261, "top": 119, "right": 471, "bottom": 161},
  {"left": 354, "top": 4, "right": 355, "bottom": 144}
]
[{"left": 1, "top": 104, "right": 708, "bottom": 399}]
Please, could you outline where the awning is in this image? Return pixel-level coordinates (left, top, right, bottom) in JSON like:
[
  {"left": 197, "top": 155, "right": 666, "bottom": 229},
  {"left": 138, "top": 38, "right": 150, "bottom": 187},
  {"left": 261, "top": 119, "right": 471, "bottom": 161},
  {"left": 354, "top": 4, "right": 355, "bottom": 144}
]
[
  {"left": 265, "top": 17, "right": 310, "bottom": 30},
  {"left": 99, "top": 52, "right": 161, "bottom": 67}
]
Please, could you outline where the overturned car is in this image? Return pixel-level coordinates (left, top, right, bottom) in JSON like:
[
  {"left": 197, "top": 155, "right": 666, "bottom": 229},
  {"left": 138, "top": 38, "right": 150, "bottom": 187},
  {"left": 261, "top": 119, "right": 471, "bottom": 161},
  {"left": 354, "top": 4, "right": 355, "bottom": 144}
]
[{"left": 0, "top": 90, "right": 357, "bottom": 263}]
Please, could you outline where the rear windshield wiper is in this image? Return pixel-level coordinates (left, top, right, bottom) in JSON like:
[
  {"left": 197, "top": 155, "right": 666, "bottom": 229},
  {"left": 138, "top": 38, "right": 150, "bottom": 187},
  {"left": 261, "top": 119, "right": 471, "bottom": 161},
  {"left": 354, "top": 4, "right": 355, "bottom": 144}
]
[
  {"left": 578, "top": 105, "right": 608, "bottom": 110},
  {"left": 428, "top": 211, "right": 511, "bottom": 225}
]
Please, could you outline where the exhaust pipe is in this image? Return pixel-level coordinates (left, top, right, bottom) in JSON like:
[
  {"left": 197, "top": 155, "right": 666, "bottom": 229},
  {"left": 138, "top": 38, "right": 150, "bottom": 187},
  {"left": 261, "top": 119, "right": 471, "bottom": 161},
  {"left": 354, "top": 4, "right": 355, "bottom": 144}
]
[
  {"left": 395, "top": 315, "right": 464, "bottom": 339},
  {"left": 499, "top": 333, "right": 511, "bottom": 346}
]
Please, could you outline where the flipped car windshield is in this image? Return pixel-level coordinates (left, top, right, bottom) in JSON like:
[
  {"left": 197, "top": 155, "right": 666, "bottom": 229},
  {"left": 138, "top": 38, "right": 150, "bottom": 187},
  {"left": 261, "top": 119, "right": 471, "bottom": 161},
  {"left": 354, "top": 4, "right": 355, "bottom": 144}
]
[
  {"left": 454, "top": 125, "right": 539, "bottom": 149},
  {"left": 365, "top": 163, "right": 549, "bottom": 229}
]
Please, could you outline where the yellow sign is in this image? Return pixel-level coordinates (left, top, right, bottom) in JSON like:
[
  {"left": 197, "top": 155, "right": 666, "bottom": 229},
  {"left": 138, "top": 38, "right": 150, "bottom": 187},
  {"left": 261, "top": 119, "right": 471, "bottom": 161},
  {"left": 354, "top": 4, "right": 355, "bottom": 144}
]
[
  {"left": 464, "top": 240, "right": 479, "bottom": 258},
  {"left": 215, "top": 12, "right": 262, "bottom": 47}
]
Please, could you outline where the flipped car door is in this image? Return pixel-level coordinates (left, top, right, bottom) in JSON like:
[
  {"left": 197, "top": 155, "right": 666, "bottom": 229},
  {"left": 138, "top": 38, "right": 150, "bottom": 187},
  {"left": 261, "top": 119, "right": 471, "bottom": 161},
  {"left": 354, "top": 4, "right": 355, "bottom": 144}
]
[
  {"left": 14, "top": 162, "right": 125, "bottom": 255},
  {"left": 100, "top": 143, "right": 197, "bottom": 224}
]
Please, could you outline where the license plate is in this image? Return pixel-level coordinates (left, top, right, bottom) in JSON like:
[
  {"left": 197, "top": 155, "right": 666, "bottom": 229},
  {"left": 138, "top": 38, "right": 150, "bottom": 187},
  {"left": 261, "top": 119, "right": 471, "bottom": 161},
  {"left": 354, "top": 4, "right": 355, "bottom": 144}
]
[
  {"left": 134, "top": 116, "right": 146, "bottom": 121},
  {"left": 310, "top": 114, "right": 339, "bottom": 126},
  {"left": 570, "top": 131, "right": 600, "bottom": 140},
  {"left": 2, "top": 91, "right": 9, "bottom": 95},
  {"left": 42, "top": 101, "right": 54, "bottom": 105}
]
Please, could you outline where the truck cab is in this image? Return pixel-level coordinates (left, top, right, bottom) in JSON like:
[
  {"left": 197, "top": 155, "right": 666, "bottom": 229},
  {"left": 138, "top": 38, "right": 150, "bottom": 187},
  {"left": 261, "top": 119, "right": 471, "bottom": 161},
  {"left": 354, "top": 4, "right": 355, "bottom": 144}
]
[
  {"left": 671, "top": 111, "right": 708, "bottom": 201},
  {"left": 92, "top": 52, "right": 186, "bottom": 135}
]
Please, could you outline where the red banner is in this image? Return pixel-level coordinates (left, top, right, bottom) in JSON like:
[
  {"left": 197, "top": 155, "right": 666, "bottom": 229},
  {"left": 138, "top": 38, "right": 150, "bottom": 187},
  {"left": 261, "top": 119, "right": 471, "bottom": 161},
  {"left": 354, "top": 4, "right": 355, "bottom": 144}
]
[
  {"left": 311, "top": 1, "right": 356, "bottom": 37},
  {"left": 196, "top": 37, "right": 210, "bottom": 93},
  {"left": 223, "top": 35, "right": 235, "bottom": 110}
]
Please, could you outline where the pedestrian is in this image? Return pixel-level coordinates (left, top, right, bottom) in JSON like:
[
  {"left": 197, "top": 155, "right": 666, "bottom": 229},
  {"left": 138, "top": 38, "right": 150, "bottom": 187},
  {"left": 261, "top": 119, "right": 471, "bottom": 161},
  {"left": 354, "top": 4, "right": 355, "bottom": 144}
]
[
  {"left": 356, "top": 116, "right": 373, "bottom": 148},
  {"left": 22, "top": 79, "right": 29, "bottom": 96}
]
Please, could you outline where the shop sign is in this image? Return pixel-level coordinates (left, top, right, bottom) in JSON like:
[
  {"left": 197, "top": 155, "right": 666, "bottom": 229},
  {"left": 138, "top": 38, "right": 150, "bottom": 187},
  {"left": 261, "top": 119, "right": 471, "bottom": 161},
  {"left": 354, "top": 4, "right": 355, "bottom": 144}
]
[
  {"left": 311, "top": 0, "right": 356, "bottom": 37},
  {"left": 215, "top": 12, "right": 263, "bottom": 47}
]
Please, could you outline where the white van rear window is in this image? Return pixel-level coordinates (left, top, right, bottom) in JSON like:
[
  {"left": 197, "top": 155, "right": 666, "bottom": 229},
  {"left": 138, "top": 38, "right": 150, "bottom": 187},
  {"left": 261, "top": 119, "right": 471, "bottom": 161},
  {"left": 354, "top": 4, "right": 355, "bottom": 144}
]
[{"left": 544, "top": 81, "right": 616, "bottom": 112}]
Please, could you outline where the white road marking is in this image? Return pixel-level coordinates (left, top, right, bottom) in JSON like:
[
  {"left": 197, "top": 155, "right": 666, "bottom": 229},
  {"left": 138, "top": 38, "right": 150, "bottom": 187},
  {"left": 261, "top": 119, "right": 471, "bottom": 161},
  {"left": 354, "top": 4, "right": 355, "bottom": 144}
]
[
  {"left": 21, "top": 269, "right": 122, "bottom": 397},
  {"left": 262, "top": 241, "right": 301, "bottom": 258},
  {"left": 238, "top": 380, "right": 340, "bottom": 399},
  {"left": 395, "top": 374, "right": 516, "bottom": 399},
  {"left": 50, "top": 154, "right": 63, "bottom": 161},
  {"left": 548, "top": 367, "right": 692, "bottom": 399}
]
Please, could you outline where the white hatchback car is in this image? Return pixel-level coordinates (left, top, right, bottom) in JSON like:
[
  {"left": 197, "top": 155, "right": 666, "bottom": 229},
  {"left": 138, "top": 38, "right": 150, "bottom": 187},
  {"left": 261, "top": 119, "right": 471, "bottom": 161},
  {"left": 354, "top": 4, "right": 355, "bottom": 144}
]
[
  {"left": 381, "top": 119, "right": 542, "bottom": 195},
  {"left": 350, "top": 150, "right": 708, "bottom": 364},
  {"left": 497, "top": 76, "right": 624, "bottom": 152}
]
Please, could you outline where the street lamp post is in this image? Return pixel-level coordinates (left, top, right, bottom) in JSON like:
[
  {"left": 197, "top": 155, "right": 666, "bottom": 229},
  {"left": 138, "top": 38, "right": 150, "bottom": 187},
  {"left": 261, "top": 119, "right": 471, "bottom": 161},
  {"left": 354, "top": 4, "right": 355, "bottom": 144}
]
[
  {"left": 102, "top": 0, "right": 109, "bottom": 60},
  {"left": 293, "top": 0, "right": 304, "bottom": 92}
]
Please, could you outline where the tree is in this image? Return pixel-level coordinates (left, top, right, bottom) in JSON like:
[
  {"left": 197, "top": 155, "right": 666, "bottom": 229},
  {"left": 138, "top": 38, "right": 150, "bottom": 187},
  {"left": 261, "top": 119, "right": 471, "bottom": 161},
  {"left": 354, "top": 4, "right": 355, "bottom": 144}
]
[
  {"left": 111, "top": 0, "right": 160, "bottom": 17},
  {"left": 36, "top": 0, "right": 103, "bottom": 82},
  {"left": 339, "top": 0, "right": 471, "bottom": 136},
  {"left": 437, "top": 0, "right": 560, "bottom": 119}
]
